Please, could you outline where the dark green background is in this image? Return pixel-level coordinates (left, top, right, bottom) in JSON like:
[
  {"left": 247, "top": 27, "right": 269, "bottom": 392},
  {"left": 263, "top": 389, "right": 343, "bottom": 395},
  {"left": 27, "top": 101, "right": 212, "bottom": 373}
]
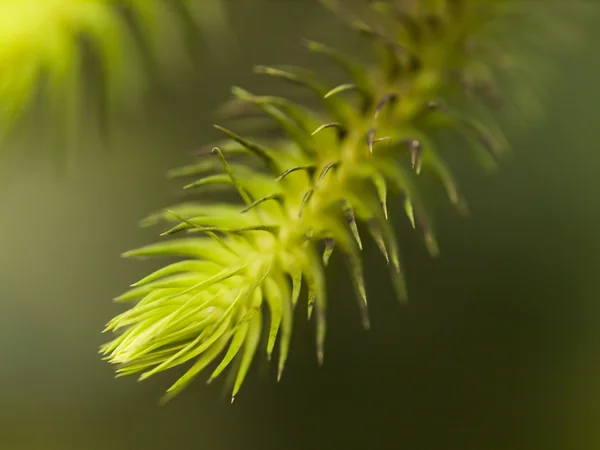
[{"left": 1, "top": 2, "right": 599, "bottom": 449}]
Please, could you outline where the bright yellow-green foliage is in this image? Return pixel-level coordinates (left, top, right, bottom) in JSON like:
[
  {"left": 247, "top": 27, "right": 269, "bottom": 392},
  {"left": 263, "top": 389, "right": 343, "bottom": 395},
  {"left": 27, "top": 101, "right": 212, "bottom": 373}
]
[
  {"left": 0, "top": 0, "right": 227, "bottom": 139},
  {"left": 102, "top": 0, "right": 564, "bottom": 402}
]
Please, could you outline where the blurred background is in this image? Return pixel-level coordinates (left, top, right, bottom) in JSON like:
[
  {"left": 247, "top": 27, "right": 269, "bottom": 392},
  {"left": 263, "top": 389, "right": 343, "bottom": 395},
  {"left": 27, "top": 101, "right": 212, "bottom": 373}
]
[{"left": 1, "top": 1, "right": 599, "bottom": 449}]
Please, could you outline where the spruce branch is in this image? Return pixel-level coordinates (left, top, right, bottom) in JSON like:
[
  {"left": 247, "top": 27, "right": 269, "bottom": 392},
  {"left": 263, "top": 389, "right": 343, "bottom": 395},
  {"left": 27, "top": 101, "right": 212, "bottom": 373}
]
[{"left": 103, "top": 0, "right": 577, "bottom": 402}]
